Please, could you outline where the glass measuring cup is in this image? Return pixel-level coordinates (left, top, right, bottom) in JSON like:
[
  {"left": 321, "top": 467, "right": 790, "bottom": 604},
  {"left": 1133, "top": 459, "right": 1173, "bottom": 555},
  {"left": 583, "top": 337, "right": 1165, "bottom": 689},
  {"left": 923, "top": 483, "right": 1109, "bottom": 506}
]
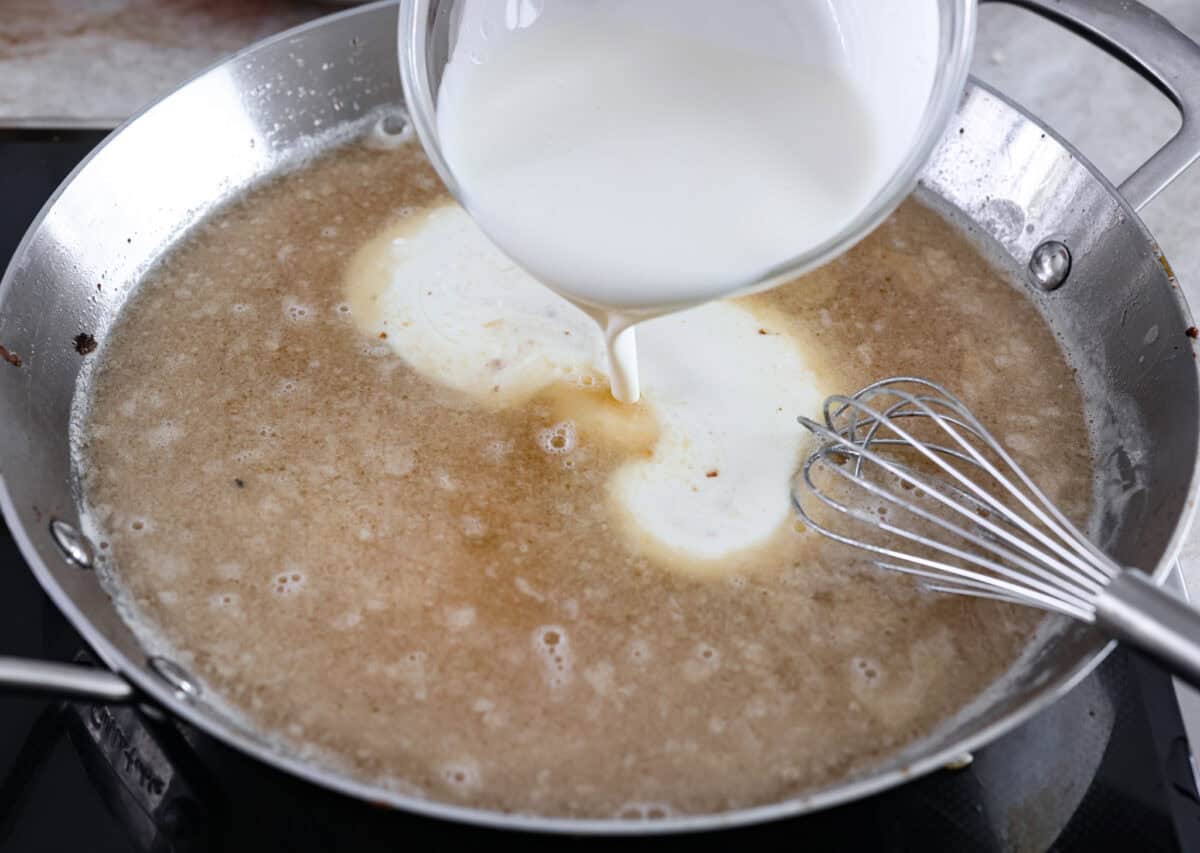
[{"left": 399, "top": 0, "right": 977, "bottom": 310}]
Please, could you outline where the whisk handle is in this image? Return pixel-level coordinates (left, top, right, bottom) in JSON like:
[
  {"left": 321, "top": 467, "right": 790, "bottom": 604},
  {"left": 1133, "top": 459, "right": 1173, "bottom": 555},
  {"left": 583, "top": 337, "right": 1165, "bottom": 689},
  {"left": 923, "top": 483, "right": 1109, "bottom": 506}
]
[{"left": 1095, "top": 570, "right": 1200, "bottom": 688}]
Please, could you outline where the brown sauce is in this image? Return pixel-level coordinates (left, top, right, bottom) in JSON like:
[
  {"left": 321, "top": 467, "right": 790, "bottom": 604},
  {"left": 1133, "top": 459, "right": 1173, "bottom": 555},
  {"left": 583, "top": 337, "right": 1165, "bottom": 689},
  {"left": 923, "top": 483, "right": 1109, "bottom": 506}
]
[{"left": 76, "top": 136, "right": 1091, "bottom": 818}]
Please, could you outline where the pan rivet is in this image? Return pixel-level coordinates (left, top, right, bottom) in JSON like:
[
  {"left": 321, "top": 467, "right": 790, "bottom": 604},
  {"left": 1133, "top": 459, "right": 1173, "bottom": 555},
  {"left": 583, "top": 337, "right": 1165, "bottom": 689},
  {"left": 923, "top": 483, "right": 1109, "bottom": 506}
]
[
  {"left": 1029, "top": 240, "right": 1071, "bottom": 291},
  {"left": 380, "top": 111, "right": 409, "bottom": 136},
  {"left": 368, "top": 110, "right": 413, "bottom": 150},
  {"left": 49, "top": 519, "right": 95, "bottom": 570},
  {"left": 148, "top": 656, "right": 201, "bottom": 701},
  {"left": 943, "top": 753, "right": 974, "bottom": 770}
]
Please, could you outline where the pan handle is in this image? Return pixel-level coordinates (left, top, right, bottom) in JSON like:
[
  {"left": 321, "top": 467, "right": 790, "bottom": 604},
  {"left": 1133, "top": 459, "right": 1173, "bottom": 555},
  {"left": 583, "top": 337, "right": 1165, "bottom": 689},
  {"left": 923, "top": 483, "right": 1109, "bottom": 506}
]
[
  {"left": 981, "top": 0, "right": 1200, "bottom": 212},
  {"left": 0, "top": 656, "right": 135, "bottom": 702},
  {"left": 1096, "top": 570, "right": 1200, "bottom": 689}
]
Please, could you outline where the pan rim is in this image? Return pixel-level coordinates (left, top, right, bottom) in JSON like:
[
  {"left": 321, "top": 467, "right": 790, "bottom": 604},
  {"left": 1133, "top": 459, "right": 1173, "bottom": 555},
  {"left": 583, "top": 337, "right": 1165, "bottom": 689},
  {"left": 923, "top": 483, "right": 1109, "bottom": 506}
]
[{"left": 2, "top": 4, "right": 1198, "bottom": 835}]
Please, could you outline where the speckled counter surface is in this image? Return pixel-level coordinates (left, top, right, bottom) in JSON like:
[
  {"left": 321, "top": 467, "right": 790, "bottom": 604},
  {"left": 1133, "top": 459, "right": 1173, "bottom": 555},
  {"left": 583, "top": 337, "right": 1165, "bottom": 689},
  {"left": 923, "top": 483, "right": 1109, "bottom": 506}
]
[
  {"left": 0, "top": 0, "right": 329, "bottom": 126},
  {"left": 6, "top": 0, "right": 1200, "bottom": 759}
]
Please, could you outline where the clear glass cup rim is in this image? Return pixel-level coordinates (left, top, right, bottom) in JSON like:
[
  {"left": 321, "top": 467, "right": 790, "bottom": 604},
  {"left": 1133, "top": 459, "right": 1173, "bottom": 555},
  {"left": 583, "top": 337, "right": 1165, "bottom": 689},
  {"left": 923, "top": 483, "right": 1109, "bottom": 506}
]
[{"left": 399, "top": 0, "right": 978, "bottom": 306}]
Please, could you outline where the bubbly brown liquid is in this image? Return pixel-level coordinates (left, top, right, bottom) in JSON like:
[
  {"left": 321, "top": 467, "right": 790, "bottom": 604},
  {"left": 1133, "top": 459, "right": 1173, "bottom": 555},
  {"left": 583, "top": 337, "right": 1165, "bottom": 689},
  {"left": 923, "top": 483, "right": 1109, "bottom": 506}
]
[{"left": 77, "top": 135, "right": 1092, "bottom": 818}]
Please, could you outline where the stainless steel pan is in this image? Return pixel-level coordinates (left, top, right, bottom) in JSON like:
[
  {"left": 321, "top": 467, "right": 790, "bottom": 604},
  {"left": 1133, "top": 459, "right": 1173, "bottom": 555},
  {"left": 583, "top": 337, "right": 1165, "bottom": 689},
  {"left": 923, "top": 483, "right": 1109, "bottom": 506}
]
[{"left": 2, "top": 0, "right": 1200, "bottom": 835}]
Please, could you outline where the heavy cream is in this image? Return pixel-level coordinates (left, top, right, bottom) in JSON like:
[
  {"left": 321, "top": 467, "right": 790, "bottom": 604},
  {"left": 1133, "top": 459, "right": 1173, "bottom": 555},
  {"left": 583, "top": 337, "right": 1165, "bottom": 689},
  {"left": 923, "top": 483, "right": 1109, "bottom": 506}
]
[
  {"left": 347, "top": 203, "right": 828, "bottom": 562},
  {"left": 433, "top": 0, "right": 939, "bottom": 400}
]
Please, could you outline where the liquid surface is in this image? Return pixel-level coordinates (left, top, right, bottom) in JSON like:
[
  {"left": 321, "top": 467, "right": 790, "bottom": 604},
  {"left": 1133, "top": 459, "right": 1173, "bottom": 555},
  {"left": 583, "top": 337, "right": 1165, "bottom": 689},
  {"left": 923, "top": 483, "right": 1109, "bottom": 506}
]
[
  {"left": 434, "top": 1, "right": 939, "bottom": 400},
  {"left": 78, "top": 137, "right": 1093, "bottom": 819},
  {"left": 346, "top": 203, "right": 827, "bottom": 561}
]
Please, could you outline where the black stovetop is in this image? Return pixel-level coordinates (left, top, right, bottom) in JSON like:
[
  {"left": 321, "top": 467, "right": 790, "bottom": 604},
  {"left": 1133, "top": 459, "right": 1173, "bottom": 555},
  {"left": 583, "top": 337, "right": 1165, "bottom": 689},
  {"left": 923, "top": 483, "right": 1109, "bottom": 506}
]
[{"left": 3, "top": 129, "right": 1200, "bottom": 852}]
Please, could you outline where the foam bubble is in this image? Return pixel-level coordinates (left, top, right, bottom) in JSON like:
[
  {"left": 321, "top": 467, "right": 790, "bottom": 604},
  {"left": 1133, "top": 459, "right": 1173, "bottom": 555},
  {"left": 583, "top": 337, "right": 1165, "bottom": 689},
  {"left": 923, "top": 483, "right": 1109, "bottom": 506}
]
[
  {"left": 377, "top": 775, "right": 426, "bottom": 799},
  {"left": 144, "top": 421, "right": 183, "bottom": 449},
  {"left": 564, "top": 368, "right": 601, "bottom": 389},
  {"left": 382, "top": 446, "right": 416, "bottom": 477},
  {"left": 615, "top": 802, "right": 674, "bottom": 820},
  {"left": 682, "top": 642, "right": 720, "bottom": 682},
  {"left": 163, "top": 352, "right": 193, "bottom": 371},
  {"left": 482, "top": 439, "right": 513, "bottom": 461},
  {"left": 741, "top": 642, "right": 766, "bottom": 664},
  {"left": 384, "top": 651, "right": 428, "bottom": 700},
  {"left": 583, "top": 661, "right": 615, "bottom": 696},
  {"left": 850, "top": 656, "right": 883, "bottom": 688},
  {"left": 438, "top": 758, "right": 482, "bottom": 792},
  {"left": 209, "top": 591, "right": 240, "bottom": 612},
  {"left": 532, "top": 625, "right": 573, "bottom": 689},
  {"left": 460, "top": 515, "right": 487, "bottom": 539},
  {"left": 192, "top": 300, "right": 222, "bottom": 318},
  {"left": 1005, "top": 433, "right": 1034, "bottom": 454},
  {"left": 744, "top": 697, "right": 768, "bottom": 718},
  {"left": 515, "top": 577, "right": 545, "bottom": 602},
  {"left": 282, "top": 297, "right": 315, "bottom": 323},
  {"left": 151, "top": 553, "right": 188, "bottom": 581},
  {"left": 271, "top": 567, "right": 307, "bottom": 596},
  {"left": 446, "top": 605, "right": 476, "bottom": 630},
  {"left": 275, "top": 379, "right": 300, "bottom": 396},
  {"left": 471, "top": 697, "right": 505, "bottom": 728},
  {"left": 536, "top": 421, "right": 577, "bottom": 455}
]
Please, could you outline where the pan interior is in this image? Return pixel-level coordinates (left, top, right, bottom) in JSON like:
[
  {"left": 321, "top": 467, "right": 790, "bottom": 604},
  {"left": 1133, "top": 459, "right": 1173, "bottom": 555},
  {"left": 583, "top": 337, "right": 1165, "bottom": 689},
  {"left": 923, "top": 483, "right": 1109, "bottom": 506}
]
[{"left": 70, "top": 125, "right": 1099, "bottom": 820}]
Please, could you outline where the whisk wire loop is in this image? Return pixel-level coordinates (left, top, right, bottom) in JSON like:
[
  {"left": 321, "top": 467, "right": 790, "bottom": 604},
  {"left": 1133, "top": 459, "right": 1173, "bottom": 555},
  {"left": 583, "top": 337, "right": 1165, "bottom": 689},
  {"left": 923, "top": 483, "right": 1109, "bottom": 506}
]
[
  {"left": 873, "top": 562, "right": 1096, "bottom": 620},
  {"left": 798, "top": 419, "right": 1102, "bottom": 613},
  {"left": 793, "top": 378, "right": 1122, "bottom": 622},
  {"left": 827, "top": 388, "right": 1113, "bottom": 590}
]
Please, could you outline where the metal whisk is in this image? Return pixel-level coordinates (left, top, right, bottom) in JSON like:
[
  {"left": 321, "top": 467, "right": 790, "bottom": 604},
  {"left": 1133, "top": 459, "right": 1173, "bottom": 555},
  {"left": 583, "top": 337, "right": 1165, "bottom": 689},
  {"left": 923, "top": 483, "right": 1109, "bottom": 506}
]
[{"left": 791, "top": 377, "right": 1200, "bottom": 687}]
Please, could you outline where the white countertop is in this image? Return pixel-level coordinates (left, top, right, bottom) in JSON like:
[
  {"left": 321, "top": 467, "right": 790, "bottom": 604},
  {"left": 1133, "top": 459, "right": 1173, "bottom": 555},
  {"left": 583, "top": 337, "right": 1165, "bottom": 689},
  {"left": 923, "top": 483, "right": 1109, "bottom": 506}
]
[{"left": 0, "top": 0, "right": 327, "bottom": 126}]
